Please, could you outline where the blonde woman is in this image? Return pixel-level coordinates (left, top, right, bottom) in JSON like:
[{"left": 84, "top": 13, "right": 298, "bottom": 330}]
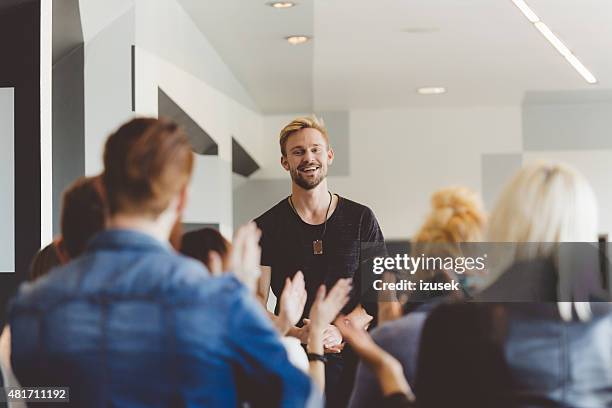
[
  {"left": 379, "top": 186, "right": 487, "bottom": 321},
  {"left": 408, "top": 186, "right": 487, "bottom": 304},
  {"left": 481, "top": 161, "right": 604, "bottom": 304},
  {"left": 478, "top": 161, "right": 611, "bottom": 407}
]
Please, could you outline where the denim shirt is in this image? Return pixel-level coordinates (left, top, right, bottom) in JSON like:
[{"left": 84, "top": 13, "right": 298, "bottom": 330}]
[
  {"left": 504, "top": 303, "right": 612, "bottom": 408},
  {"left": 9, "top": 229, "right": 316, "bottom": 407}
]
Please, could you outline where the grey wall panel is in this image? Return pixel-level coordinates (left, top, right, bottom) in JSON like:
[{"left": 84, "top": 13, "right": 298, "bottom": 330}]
[
  {"left": 233, "top": 179, "right": 291, "bottom": 228},
  {"left": 52, "top": 0, "right": 83, "bottom": 64},
  {"left": 523, "top": 90, "right": 612, "bottom": 151},
  {"left": 232, "top": 137, "right": 259, "bottom": 177},
  {"left": 52, "top": 44, "right": 85, "bottom": 234},
  {"left": 0, "top": 88, "right": 15, "bottom": 272},
  {"left": 481, "top": 153, "right": 522, "bottom": 209},
  {"left": 316, "top": 111, "right": 349, "bottom": 176},
  {"left": 84, "top": 7, "right": 135, "bottom": 173},
  {"left": 158, "top": 88, "right": 218, "bottom": 155}
]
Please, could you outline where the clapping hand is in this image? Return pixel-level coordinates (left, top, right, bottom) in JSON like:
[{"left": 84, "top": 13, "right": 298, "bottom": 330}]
[
  {"left": 230, "top": 222, "right": 262, "bottom": 292},
  {"left": 276, "top": 271, "right": 307, "bottom": 335}
]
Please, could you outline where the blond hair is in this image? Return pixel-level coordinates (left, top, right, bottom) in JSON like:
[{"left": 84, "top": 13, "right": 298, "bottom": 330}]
[
  {"left": 487, "top": 161, "right": 598, "bottom": 247},
  {"left": 414, "top": 186, "right": 486, "bottom": 245},
  {"left": 486, "top": 161, "right": 599, "bottom": 320},
  {"left": 411, "top": 187, "right": 486, "bottom": 280},
  {"left": 279, "top": 116, "right": 329, "bottom": 156}
]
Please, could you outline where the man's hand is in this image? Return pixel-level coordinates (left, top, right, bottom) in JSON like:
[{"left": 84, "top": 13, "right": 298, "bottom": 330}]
[
  {"left": 276, "top": 271, "right": 307, "bottom": 335},
  {"left": 230, "top": 222, "right": 262, "bottom": 292},
  {"left": 322, "top": 324, "right": 344, "bottom": 353},
  {"left": 308, "top": 279, "right": 351, "bottom": 352},
  {"left": 300, "top": 319, "right": 344, "bottom": 352}
]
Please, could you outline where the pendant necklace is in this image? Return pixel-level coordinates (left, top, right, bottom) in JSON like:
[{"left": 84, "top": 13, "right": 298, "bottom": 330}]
[{"left": 289, "top": 191, "right": 333, "bottom": 255}]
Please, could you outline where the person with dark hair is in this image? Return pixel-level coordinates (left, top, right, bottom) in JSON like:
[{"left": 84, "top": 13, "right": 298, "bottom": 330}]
[
  {"left": 28, "top": 241, "right": 61, "bottom": 282},
  {"left": 336, "top": 319, "right": 415, "bottom": 408},
  {"left": 9, "top": 118, "right": 321, "bottom": 407},
  {"left": 180, "top": 227, "right": 231, "bottom": 274},
  {"left": 415, "top": 303, "right": 513, "bottom": 408},
  {"left": 28, "top": 176, "right": 107, "bottom": 281},
  {"left": 56, "top": 175, "right": 107, "bottom": 260},
  {"left": 339, "top": 303, "right": 513, "bottom": 408},
  {"left": 1, "top": 175, "right": 108, "bottom": 407}
]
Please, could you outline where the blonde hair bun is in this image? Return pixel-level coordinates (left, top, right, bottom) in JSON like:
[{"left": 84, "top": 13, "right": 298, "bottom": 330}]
[{"left": 415, "top": 187, "right": 486, "bottom": 244}]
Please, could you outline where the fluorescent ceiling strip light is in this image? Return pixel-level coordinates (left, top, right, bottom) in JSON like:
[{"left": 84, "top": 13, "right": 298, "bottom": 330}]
[
  {"left": 511, "top": 0, "right": 597, "bottom": 84},
  {"left": 534, "top": 22, "right": 571, "bottom": 57},
  {"left": 511, "top": 0, "right": 539, "bottom": 23},
  {"left": 564, "top": 54, "right": 598, "bottom": 84}
]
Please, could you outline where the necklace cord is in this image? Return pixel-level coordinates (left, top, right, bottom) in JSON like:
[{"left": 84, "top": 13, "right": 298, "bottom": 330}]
[{"left": 289, "top": 191, "right": 333, "bottom": 240}]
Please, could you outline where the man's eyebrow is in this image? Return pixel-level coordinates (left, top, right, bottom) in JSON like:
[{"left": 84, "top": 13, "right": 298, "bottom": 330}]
[{"left": 290, "top": 143, "right": 322, "bottom": 151}]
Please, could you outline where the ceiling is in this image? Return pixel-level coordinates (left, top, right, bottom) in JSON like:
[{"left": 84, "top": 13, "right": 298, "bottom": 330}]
[{"left": 178, "top": 0, "right": 612, "bottom": 113}]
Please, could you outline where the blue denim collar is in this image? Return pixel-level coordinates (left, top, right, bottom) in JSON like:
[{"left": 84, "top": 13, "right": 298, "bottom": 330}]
[{"left": 86, "top": 228, "right": 172, "bottom": 254}]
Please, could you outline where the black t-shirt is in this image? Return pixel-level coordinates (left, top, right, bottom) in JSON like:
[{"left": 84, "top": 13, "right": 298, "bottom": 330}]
[{"left": 255, "top": 195, "right": 386, "bottom": 321}]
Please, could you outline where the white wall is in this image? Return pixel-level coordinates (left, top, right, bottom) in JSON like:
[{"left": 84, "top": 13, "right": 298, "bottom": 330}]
[
  {"left": 0, "top": 88, "right": 15, "bottom": 272},
  {"left": 133, "top": 0, "right": 258, "bottom": 112},
  {"left": 253, "top": 107, "right": 522, "bottom": 239},
  {"left": 80, "top": 0, "right": 265, "bottom": 237},
  {"left": 83, "top": 6, "right": 135, "bottom": 175}
]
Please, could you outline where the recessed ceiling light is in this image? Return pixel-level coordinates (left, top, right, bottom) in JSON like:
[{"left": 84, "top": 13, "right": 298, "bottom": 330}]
[
  {"left": 417, "top": 87, "right": 446, "bottom": 95},
  {"left": 286, "top": 35, "right": 311, "bottom": 45},
  {"left": 511, "top": 0, "right": 597, "bottom": 84},
  {"left": 267, "top": 2, "right": 296, "bottom": 8}
]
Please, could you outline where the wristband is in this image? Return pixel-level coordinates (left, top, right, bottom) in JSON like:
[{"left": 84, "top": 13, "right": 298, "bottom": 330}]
[{"left": 307, "top": 353, "right": 328, "bottom": 363}]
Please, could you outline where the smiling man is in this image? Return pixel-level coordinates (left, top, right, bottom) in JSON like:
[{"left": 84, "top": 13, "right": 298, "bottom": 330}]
[{"left": 255, "top": 116, "right": 387, "bottom": 407}]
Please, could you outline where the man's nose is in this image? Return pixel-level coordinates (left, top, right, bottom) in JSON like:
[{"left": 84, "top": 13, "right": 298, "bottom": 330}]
[{"left": 303, "top": 150, "right": 316, "bottom": 162}]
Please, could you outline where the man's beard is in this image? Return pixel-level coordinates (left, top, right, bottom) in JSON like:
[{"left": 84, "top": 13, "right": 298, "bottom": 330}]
[{"left": 290, "top": 163, "right": 327, "bottom": 190}]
